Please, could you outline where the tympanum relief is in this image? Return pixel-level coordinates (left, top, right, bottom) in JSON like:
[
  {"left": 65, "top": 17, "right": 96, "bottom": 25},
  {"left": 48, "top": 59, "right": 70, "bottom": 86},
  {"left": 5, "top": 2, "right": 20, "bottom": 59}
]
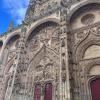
[{"left": 27, "top": 22, "right": 60, "bottom": 61}]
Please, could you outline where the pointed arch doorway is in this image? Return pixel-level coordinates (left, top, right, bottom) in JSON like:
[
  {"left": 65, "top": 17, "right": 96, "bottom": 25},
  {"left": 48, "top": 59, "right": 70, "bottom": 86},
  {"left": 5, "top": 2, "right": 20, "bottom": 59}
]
[{"left": 90, "top": 78, "right": 100, "bottom": 100}]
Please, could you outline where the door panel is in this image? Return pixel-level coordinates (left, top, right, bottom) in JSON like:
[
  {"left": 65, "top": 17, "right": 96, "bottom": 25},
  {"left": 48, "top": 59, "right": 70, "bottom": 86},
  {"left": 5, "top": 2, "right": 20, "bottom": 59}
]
[
  {"left": 91, "top": 78, "right": 100, "bottom": 100},
  {"left": 34, "top": 84, "right": 41, "bottom": 100},
  {"left": 44, "top": 83, "right": 52, "bottom": 100}
]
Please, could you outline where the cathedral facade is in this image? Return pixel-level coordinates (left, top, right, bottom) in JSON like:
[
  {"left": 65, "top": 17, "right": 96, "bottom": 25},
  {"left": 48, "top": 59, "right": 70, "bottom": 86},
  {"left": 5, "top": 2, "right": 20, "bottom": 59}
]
[{"left": 0, "top": 0, "right": 100, "bottom": 100}]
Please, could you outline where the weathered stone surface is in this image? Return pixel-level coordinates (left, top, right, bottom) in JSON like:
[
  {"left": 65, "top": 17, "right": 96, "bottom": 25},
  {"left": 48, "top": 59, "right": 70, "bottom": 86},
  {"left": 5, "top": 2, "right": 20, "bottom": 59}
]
[{"left": 0, "top": 0, "right": 100, "bottom": 100}]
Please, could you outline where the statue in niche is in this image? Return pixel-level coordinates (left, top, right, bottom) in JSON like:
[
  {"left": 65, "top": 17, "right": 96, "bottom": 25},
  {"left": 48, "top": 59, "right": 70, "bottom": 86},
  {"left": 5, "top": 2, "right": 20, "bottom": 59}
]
[
  {"left": 62, "top": 72, "right": 66, "bottom": 82},
  {"left": 62, "top": 59, "right": 66, "bottom": 70},
  {"left": 51, "top": 28, "right": 60, "bottom": 53},
  {"left": 61, "top": 0, "right": 72, "bottom": 8},
  {"left": 61, "top": 59, "right": 66, "bottom": 82},
  {"left": 61, "top": 39, "right": 65, "bottom": 47}
]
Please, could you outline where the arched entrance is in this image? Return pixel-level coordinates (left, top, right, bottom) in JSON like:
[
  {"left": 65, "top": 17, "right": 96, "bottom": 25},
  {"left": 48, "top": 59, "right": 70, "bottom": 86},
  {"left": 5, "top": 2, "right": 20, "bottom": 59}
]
[{"left": 90, "top": 78, "right": 100, "bottom": 100}]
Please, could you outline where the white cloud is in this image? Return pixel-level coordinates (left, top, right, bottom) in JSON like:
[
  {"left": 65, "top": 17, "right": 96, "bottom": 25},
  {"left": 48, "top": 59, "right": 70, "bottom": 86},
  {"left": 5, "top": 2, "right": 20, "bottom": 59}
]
[{"left": 3, "top": 0, "right": 29, "bottom": 24}]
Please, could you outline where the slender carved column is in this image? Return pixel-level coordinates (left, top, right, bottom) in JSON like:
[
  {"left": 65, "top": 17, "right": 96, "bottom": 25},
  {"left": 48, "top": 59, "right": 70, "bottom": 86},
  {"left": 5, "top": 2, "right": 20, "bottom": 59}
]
[
  {"left": 4, "top": 25, "right": 27, "bottom": 100},
  {"left": 81, "top": 72, "right": 92, "bottom": 100},
  {"left": 52, "top": 81, "right": 55, "bottom": 100},
  {"left": 0, "top": 74, "right": 5, "bottom": 100},
  {"left": 59, "top": 1, "right": 71, "bottom": 100},
  {"left": 41, "top": 82, "right": 44, "bottom": 100}
]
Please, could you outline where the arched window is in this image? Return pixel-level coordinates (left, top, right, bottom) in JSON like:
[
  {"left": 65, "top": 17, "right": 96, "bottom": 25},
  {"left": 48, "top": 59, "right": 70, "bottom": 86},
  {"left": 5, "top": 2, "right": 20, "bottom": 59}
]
[
  {"left": 90, "top": 78, "right": 100, "bottom": 100},
  {"left": 44, "top": 83, "right": 52, "bottom": 100},
  {"left": 34, "top": 84, "right": 41, "bottom": 100}
]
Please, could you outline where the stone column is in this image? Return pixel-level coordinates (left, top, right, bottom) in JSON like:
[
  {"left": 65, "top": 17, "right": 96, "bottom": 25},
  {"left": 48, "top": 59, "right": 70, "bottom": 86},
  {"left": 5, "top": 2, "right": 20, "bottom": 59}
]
[
  {"left": 4, "top": 25, "right": 27, "bottom": 100},
  {"left": 52, "top": 81, "right": 55, "bottom": 100},
  {"left": 41, "top": 82, "right": 44, "bottom": 100},
  {"left": 59, "top": 5, "right": 71, "bottom": 100},
  {"left": 0, "top": 78, "right": 6, "bottom": 100}
]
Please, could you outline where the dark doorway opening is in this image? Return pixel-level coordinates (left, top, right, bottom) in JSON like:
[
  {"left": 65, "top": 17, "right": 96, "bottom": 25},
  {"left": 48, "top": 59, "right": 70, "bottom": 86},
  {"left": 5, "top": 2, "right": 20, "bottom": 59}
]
[
  {"left": 91, "top": 78, "right": 100, "bottom": 100},
  {"left": 44, "top": 83, "right": 52, "bottom": 100},
  {"left": 34, "top": 84, "right": 41, "bottom": 100}
]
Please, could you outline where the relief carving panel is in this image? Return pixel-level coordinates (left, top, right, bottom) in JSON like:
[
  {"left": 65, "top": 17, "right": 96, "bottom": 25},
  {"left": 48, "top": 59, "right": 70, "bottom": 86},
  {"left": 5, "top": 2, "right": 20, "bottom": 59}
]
[{"left": 27, "top": 23, "right": 60, "bottom": 61}]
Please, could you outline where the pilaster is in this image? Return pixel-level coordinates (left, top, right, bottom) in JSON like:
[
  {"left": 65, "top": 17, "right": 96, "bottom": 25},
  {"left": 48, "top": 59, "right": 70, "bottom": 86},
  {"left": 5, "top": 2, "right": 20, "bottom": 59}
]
[{"left": 59, "top": 1, "right": 72, "bottom": 100}]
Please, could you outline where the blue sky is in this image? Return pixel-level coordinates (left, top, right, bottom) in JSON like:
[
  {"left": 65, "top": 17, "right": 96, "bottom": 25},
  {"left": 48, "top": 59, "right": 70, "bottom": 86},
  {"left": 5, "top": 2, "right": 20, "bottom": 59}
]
[{"left": 0, "top": 0, "right": 29, "bottom": 35}]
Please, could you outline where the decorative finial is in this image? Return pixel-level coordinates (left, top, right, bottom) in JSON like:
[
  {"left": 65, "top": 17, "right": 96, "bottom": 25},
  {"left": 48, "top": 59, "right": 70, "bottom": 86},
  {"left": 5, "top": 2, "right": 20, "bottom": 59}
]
[{"left": 8, "top": 21, "right": 14, "bottom": 32}]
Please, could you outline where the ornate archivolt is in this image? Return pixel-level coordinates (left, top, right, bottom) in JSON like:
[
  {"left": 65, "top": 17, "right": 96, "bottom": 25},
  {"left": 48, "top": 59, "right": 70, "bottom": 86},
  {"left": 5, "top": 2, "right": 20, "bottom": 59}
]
[
  {"left": 70, "top": 8, "right": 100, "bottom": 30},
  {"left": 75, "top": 38, "right": 100, "bottom": 62},
  {"left": 68, "top": 0, "right": 100, "bottom": 22},
  {"left": 69, "top": 3, "right": 100, "bottom": 99},
  {"left": 26, "top": 22, "right": 60, "bottom": 61},
  {"left": 75, "top": 37, "right": 100, "bottom": 82},
  {"left": 75, "top": 38, "right": 100, "bottom": 100},
  {"left": 18, "top": 22, "right": 60, "bottom": 99}
]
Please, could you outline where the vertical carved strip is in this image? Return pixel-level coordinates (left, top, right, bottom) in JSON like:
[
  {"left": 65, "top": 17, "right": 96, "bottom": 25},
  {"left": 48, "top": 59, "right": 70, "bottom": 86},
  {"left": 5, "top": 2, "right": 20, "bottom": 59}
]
[
  {"left": 59, "top": 4, "right": 71, "bottom": 100},
  {"left": 4, "top": 25, "right": 27, "bottom": 100}
]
